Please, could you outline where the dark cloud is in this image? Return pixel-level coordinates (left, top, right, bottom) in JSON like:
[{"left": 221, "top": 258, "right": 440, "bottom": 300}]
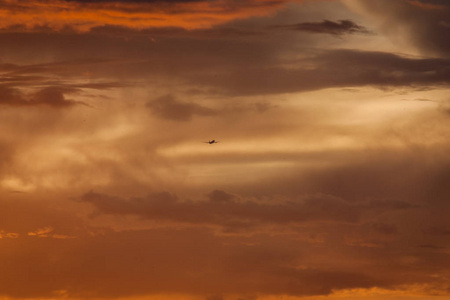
[
  {"left": 2, "top": 31, "right": 447, "bottom": 97},
  {"left": 146, "top": 94, "right": 217, "bottom": 121},
  {"left": 0, "top": 63, "right": 18, "bottom": 72},
  {"left": 0, "top": 59, "right": 125, "bottom": 85},
  {"left": 425, "top": 227, "right": 450, "bottom": 235},
  {"left": 208, "top": 189, "right": 235, "bottom": 203},
  {"left": 4, "top": 31, "right": 447, "bottom": 97},
  {"left": 0, "top": 86, "right": 83, "bottom": 108},
  {"left": 413, "top": 0, "right": 449, "bottom": 5},
  {"left": 418, "top": 244, "right": 446, "bottom": 249},
  {"left": 247, "top": 148, "right": 450, "bottom": 205},
  {"left": 81, "top": 190, "right": 414, "bottom": 229},
  {"left": 274, "top": 19, "right": 370, "bottom": 35},
  {"left": 31, "top": 86, "right": 82, "bottom": 107},
  {"left": 0, "top": 59, "right": 125, "bottom": 108},
  {"left": 0, "top": 86, "right": 28, "bottom": 106},
  {"left": 345, "top": 0, "right": 450, "bottom": 57},
  {"left": 64, "top": 0, "right": 205, "bottom": 2},
  {"left": 370, "top": 223, "right": 398, "bottom": 235},
  {"left": 3, "top": 58, "right": 114, "bottom": 75},
  {"left": 90, "top": 24, "right": 262, "bottom": 39},
  {"left": 191, "top": 49, "right": 450, "bottom": 95}
]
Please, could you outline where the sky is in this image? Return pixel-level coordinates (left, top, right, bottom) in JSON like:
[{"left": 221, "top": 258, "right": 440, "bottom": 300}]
[{"left": 0, "top": 0, "right": 449, "bottom": 299}]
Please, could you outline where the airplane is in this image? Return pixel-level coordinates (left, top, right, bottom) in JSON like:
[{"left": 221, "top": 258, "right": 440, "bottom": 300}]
[{"left": 204, "top": 139, "right": 219, "bottom": 144}]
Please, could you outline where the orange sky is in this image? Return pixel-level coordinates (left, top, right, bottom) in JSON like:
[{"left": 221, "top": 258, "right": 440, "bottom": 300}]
[{"left": 0, "top": 0, "right": 450, "bottom": 300}]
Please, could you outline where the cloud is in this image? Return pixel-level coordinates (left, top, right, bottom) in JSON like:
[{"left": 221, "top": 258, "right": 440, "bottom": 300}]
[
  {"left": 9, "top": 25, "right": 448, "bottom": 97},
  {"left": 64, "top": 0, "right": 208, "bottom": 2},
  {"left": 190, "top": 49, "right": 450, "bottom": 95},
  {"left": 81, "top": 189, "right": 414, "bottom": 229},
  {"left": 0, "top": 59, "right": 125, "bottom": 108},
  {"left": 418, "top": 244, "right": 446, "bottom": 249},
  {"left": 1, "top": 59, "right": 126, "bottom": 86},
  {"left": 0, "top": 0, "right": 289, "bottom": 32},
  {"left": 426, "top": 226, "right": 450, "bottom": 235},
  {"left": 90, "top": 24, "right": 263, "bottom": 40},
  {"left": 146, "top": 94, "right": 217, "bottom": 121},
  {"left": 0, "top": 230, "right": 19, "bottom": 239},
  {"left": 0, "top": 1, "right": 449, "bottom": 299},
  {"left": 0, "top": 86, "right": 83, "bottom": 108},
  {"left": 343, "top": 0, "right": 450, "bottom": 57},
  {"left": 407, "top": 0, "right": 448, "bottom": 10},
  {"left": 31, "top": 86, "right": 83, "bottom": 107},
  {"left": 0, "top": 86, "right": 28, "bottom": 106},
  {"left": 0, "top": 227, "right": 389, "bottom": 298},
  {"left": 370, "top": 223, "right": 398, "bottom": 235},
  {"left": 274, "top": 19, "right": 370, "bottom": 35},
  {"left": 0, "top": 192, "right": 84, "bottom": 237},
  {"left": 0, "top": 172, "right": 449, "bottom": 299},
  {"left": 208, "top": 189, "right": 234, "bottom": 203}
]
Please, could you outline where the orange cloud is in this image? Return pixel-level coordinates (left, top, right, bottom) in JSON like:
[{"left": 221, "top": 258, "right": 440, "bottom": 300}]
[
  {"left": 0, "top": 230, "right": 19, "bottom": 239},
  {"left": 0, "top": 0, "right": 289, "bottom": 32},
  {"left": 27, "top": 226, "right": 76, "bottom": 239}
]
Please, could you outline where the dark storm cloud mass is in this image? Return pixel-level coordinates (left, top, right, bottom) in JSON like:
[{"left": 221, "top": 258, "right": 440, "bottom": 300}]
[
  {"left": 147, "top": 94, "right": 217, "bottom": 121},
  {"left": 274, "top": 19, "right": 370, "bottom": 35}
]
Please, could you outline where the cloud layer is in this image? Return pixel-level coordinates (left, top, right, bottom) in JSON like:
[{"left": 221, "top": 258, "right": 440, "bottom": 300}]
[
  {"left": 1, "top": 0, "right": 450, "bottom": 299},
  {"left": 0, "top": 0, "right": 289, "bottom": 32}
]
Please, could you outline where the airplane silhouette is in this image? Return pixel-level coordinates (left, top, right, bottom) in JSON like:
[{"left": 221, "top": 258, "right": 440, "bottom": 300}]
[{"left": 204, "top": 139, "right": 219, "bottom": 144}]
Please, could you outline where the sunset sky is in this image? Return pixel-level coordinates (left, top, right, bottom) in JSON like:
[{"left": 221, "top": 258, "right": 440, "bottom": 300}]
[{"left": 0, "top": 0, "right": 450, "bottom": 299}]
